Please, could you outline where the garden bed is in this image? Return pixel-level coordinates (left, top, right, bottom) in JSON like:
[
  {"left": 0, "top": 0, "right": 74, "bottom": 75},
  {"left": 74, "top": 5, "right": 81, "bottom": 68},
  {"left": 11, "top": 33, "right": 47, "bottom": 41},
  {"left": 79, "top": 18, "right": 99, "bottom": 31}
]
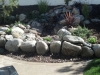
[{"left": 0, "top": 2, "right": 100, "bottom": 63}]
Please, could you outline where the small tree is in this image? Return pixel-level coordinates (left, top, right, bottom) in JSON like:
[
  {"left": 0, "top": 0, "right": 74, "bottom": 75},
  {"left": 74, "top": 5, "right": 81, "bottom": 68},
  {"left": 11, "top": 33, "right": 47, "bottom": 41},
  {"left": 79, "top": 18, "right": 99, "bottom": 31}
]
[{"left": 0, "top": 0, "right": 18, "bottom": 23}]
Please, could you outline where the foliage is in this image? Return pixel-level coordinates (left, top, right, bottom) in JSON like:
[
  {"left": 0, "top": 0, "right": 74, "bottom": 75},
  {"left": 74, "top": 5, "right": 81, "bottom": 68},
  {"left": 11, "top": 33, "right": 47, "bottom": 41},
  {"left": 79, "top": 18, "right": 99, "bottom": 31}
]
[
  {"left": 38, "top": 0, "right": 48, "bottom": 14},
  {"left": 72, "top": 26, "right": 91, "bottom": 40},
  {"left": 87, "top": 37, "right": 97, "bottom": 44},
  {"left": 10, "top": 21, "right": 25, "bottom": 27},
  {"left": 65, "top": 12, "right": 75, "bottom": 26},
  {"left": 84, "top": 59, "right": 100, "bottom": 75},
  {"left": 64, "top": 0, "right": 72, "bottom": 5},
  {"left": 43, "top": 37, "right": 51, "bottom": 41},
  {"left": 6, "top": 28, "right": 12, "bottom": 34},
  {"left": 82, "top": 4, "right": 89, "bottom": 20},
  {"left": 0, "top": 0, "right": 18, "bottom": 23}
]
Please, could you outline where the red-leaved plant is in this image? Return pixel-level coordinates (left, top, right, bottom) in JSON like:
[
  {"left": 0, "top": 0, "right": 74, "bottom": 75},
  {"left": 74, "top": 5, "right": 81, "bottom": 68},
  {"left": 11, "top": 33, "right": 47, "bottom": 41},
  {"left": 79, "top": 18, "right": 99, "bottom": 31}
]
[{"left": 64, "top": 12, "right": 75, "bottom": 26}]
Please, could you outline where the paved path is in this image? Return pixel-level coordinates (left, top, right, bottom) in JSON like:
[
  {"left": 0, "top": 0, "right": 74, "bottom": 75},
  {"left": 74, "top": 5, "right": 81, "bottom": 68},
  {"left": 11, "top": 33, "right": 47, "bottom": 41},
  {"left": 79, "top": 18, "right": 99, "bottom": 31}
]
[{"left": 0, "top": 55, "right": 89, "bottom": 75}]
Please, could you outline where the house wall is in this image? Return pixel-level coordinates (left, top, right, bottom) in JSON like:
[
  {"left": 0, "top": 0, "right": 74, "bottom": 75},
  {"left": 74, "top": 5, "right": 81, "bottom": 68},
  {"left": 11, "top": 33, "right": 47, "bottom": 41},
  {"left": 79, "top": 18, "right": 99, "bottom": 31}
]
[{"left": 18, "top": 0, "right": 100, "bottom": 6}]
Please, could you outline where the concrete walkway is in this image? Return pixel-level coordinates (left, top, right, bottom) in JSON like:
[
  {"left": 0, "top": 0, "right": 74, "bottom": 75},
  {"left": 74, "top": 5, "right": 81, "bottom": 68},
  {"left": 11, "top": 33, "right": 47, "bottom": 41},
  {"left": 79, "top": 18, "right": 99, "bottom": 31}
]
[{"left": 0, "top": 55, "right": 89, "bottom": 75}]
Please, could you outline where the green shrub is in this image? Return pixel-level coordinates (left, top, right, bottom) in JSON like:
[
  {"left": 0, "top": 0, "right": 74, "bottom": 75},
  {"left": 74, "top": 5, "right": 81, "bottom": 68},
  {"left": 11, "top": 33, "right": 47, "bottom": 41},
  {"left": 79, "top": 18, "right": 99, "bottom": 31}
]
[
  {"left": 6, "top": 28, "right": 12, "bottom": 34},
  {"left": 10, "top": 21, "right": 26, "bottom": 27},
  {"left": 38, "top": 0, "right": 48, "bottom": 14},
  {"left": 72, "top": 26, "right": 91, "bottom": 40},
  {"left": 43, "top": 37, "right": 51, "bottom": 41},
  {"left": 87, "top": 37, "right": 97, "bottom": 44},
  {"left": 82, "top": 4, "right": 89, "bottom": 20},
  {"left": 0, "top": 0, "right": 18, "bottom": 23}
]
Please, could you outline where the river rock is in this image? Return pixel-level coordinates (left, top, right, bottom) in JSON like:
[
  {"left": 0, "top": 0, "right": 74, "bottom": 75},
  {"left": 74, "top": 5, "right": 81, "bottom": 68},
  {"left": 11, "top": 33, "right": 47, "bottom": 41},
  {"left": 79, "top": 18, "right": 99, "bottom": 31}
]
[
  {"left": 50, "top": 41, "right": 61, "bottom": 54},
  {"left": 11, "top": 27, "right": 24, "bottom": 38},
  {"left": 92, "top": 44, "right": 100, "bottom": 57},
  {"left": 0, "top": 36, "right": 6, "bottom": 47},
  {"left": 36, "top": 41, "right": 49, "bottom": 55},
  {"left": 81, "top": 46, "right": 94, "bottom": 57},
  {"left": 5, "top": 39, "right": 23, "bottom": 52},
  {"left": 20, "top": 41, "right": 36, "bottom": 52},
  {"left": 57, "top": 29, "right": 71, "bottom": 40},
  {"left": 63, "top": 35, "right": 84, "bottom": 44},
  {"left": 62, "top": 41, "right": 82, "bottom": 56}
]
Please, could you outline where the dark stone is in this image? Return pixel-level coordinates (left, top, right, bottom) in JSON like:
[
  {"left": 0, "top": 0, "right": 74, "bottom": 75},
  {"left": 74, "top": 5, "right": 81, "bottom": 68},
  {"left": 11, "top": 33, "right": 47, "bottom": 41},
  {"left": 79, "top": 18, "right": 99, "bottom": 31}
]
[{"left": 0, "top": 66, "right": 18, "bottom": 75}]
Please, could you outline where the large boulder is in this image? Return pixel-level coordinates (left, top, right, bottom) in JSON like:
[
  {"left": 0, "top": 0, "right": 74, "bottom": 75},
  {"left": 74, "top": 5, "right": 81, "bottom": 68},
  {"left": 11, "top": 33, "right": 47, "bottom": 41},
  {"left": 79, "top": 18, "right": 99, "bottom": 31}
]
[
  {"left": 19, "top": 13, "right": 26, "bottom": 21},
  {"left": 50, "top": 41, "right": 61, "bottom": 54},
  {"left": 0, "top": 27, "right": 9, "bottom": 32},
  {"left": 0, "top": 36, "right": 6, "bottom": 47},
  {"left": 57, "top": 29, "right": 71, "bottom": 40},
  {"left": 36, "top": 41, "right": 49, "bottom": 55},
  {"left": 5, "top": 35, "right": 13, "bottom": 40},
  {"left": 62, "top": 41, "right": 82, "bottom": 56},
  {"left": 24, "top": 33, "right": 36, "bottom": 41},
  {"left": 20, "top": 41, "right": 36, "bottom": 52},
  {"left": 11, "top": 27, "right": 24, "bottom": 38},
  {"left": 0, "top": 31, "right": 6, "bottom": 35},
  {"left": 72, "top": 16, "right": 81, "bottom": 25},
  {"left": 92, "top": 44, "right": 100, "bottom": 57},
  {"left": 5, "top": 39, "right": 23, "bottom": 52},
  {"left": 63, "top": 35, "right": 84, "bottom": 44},
  {"left": 30, "top": 21, "right": 43, "bottom": 33},
  {"left": 81, "top": 46, "right": 94, "bottom": 57}
]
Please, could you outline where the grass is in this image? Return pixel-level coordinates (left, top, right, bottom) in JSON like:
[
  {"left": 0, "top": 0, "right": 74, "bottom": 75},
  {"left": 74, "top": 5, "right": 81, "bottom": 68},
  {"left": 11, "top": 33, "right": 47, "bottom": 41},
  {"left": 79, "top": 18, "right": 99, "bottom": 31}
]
[{"left": 84, "top": 59, "right": 100, "bottom": 75}]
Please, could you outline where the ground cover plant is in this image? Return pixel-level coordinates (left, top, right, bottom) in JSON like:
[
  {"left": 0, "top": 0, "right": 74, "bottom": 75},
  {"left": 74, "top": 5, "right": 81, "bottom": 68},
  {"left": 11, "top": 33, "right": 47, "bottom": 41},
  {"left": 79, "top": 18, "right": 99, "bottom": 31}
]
[{"left": 84, "top": 59, "right": 100, "bottom": 75}]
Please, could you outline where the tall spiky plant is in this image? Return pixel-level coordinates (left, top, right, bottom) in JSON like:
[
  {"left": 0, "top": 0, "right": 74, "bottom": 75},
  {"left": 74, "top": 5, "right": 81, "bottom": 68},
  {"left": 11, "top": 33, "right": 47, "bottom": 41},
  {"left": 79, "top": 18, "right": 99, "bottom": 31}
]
[{"left": 38, "top": 0, "right": 48, "bottom": 14}]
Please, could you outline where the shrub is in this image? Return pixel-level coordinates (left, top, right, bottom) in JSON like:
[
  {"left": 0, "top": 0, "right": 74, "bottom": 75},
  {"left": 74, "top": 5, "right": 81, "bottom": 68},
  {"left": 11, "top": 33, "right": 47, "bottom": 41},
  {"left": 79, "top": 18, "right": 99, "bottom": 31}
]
[
  {"left": 0, "top": 0, "right": 18, "bottom": 23},
  {"left": 43, "top": 37, "right": 51, "bottom": 41},
  {"left": 38, "top": 0, "right": 48, "bottom": 14},
  {"left": 6, "top": 28, "right": 12, "bottom": 34},
  {"left": 87, "top": 37, "right": 97, "bottom": 44},
  {"left": 82, "top": 4, "right": 89, "bottom": 20},
  {"left": 65, "top": 12, "right": 75, "bottom": 26},
  {"left": 72, "top": 26, "right": 91, "bottom": 40}
]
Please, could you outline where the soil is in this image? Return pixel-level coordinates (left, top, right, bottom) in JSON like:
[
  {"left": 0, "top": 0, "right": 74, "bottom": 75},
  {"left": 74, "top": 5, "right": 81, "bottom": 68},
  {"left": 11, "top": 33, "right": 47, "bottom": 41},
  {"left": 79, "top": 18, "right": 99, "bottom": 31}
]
[
  {"left": 1, "top": 51, "right": 93, "bottom": 63},
  {"left": 1, "top": 4, "right": 100, "bottom": 63}
]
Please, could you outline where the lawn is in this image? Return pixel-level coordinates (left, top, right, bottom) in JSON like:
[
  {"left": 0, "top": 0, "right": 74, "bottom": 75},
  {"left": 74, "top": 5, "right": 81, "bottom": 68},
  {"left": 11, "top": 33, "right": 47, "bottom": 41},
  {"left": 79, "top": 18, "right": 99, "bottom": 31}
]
[{"left": 84, "top": 59, "right": 100, "bottom": 75}]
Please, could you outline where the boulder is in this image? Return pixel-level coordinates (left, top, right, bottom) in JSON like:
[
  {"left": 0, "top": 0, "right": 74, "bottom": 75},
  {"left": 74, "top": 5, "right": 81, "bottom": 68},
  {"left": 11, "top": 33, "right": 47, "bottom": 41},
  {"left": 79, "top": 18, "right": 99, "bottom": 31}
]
[
  {"left": 59, "top": 19, "right": 68, "bottom": 26},
  {"left": 0, "top": 37, "right": 6, "bottom": 47},
  {"left": 50, "top": 41, "right": 61, "bottom": 54},
  {"left": 54, "top": 9, "right": 62, "bottom": 15},
  {"left": 11, "top": 27, "right": 24, "bottom": 38},
  {"left": 0, "top": 27, "right": 9, "bottom": 32},
  {"left": 0, "top": 48, "right": 5, "bottom": 53},
  {"left": 63, "top": 35, "right": 84, "bottom": 44},
  {"left": 62, "top": 41, "right": 82, "bottom": 56},
  {"left": 19, "top": 13, "right": 26, "bottom": 21},
  {"left": 83, "top": 20, "right": 90, "bottom": 24},
  {"left": 72, "top": 7, "right": 80, "bottom": 15},
  {"left": 72, "top": 16, "right": 81, "bottom": 25},
  {"left": 5, "top": 39, "right": 23, "bottom": 52},
  {"left": 31, "top": 21, "right": 43, "bottom": 33},
  {"left": 0, "top": 31, "right": 6, "bottom": 35},
  {"left": 18, "top": 24, "right": 26, "bottom": 29},
  {"left": 92, "top": 44, "right": 100, "bottom": 57},
  {"left": 20, "top": 41, "right": 36, "bottom": 52},
  {"left": 24, "top": 33, "right": 36, "bottom": 41},
  {"left": 36, "top": 41, "right": 49, "bottom": 55},
  {"left": 5, "top": 35, "right": 13, "bottom": 40},
  {"left": 81, "top": 46, "right": 94, "bottom": 57},
  {"left": 57, "top": 29, "right": 71, "bottom": 40}
]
